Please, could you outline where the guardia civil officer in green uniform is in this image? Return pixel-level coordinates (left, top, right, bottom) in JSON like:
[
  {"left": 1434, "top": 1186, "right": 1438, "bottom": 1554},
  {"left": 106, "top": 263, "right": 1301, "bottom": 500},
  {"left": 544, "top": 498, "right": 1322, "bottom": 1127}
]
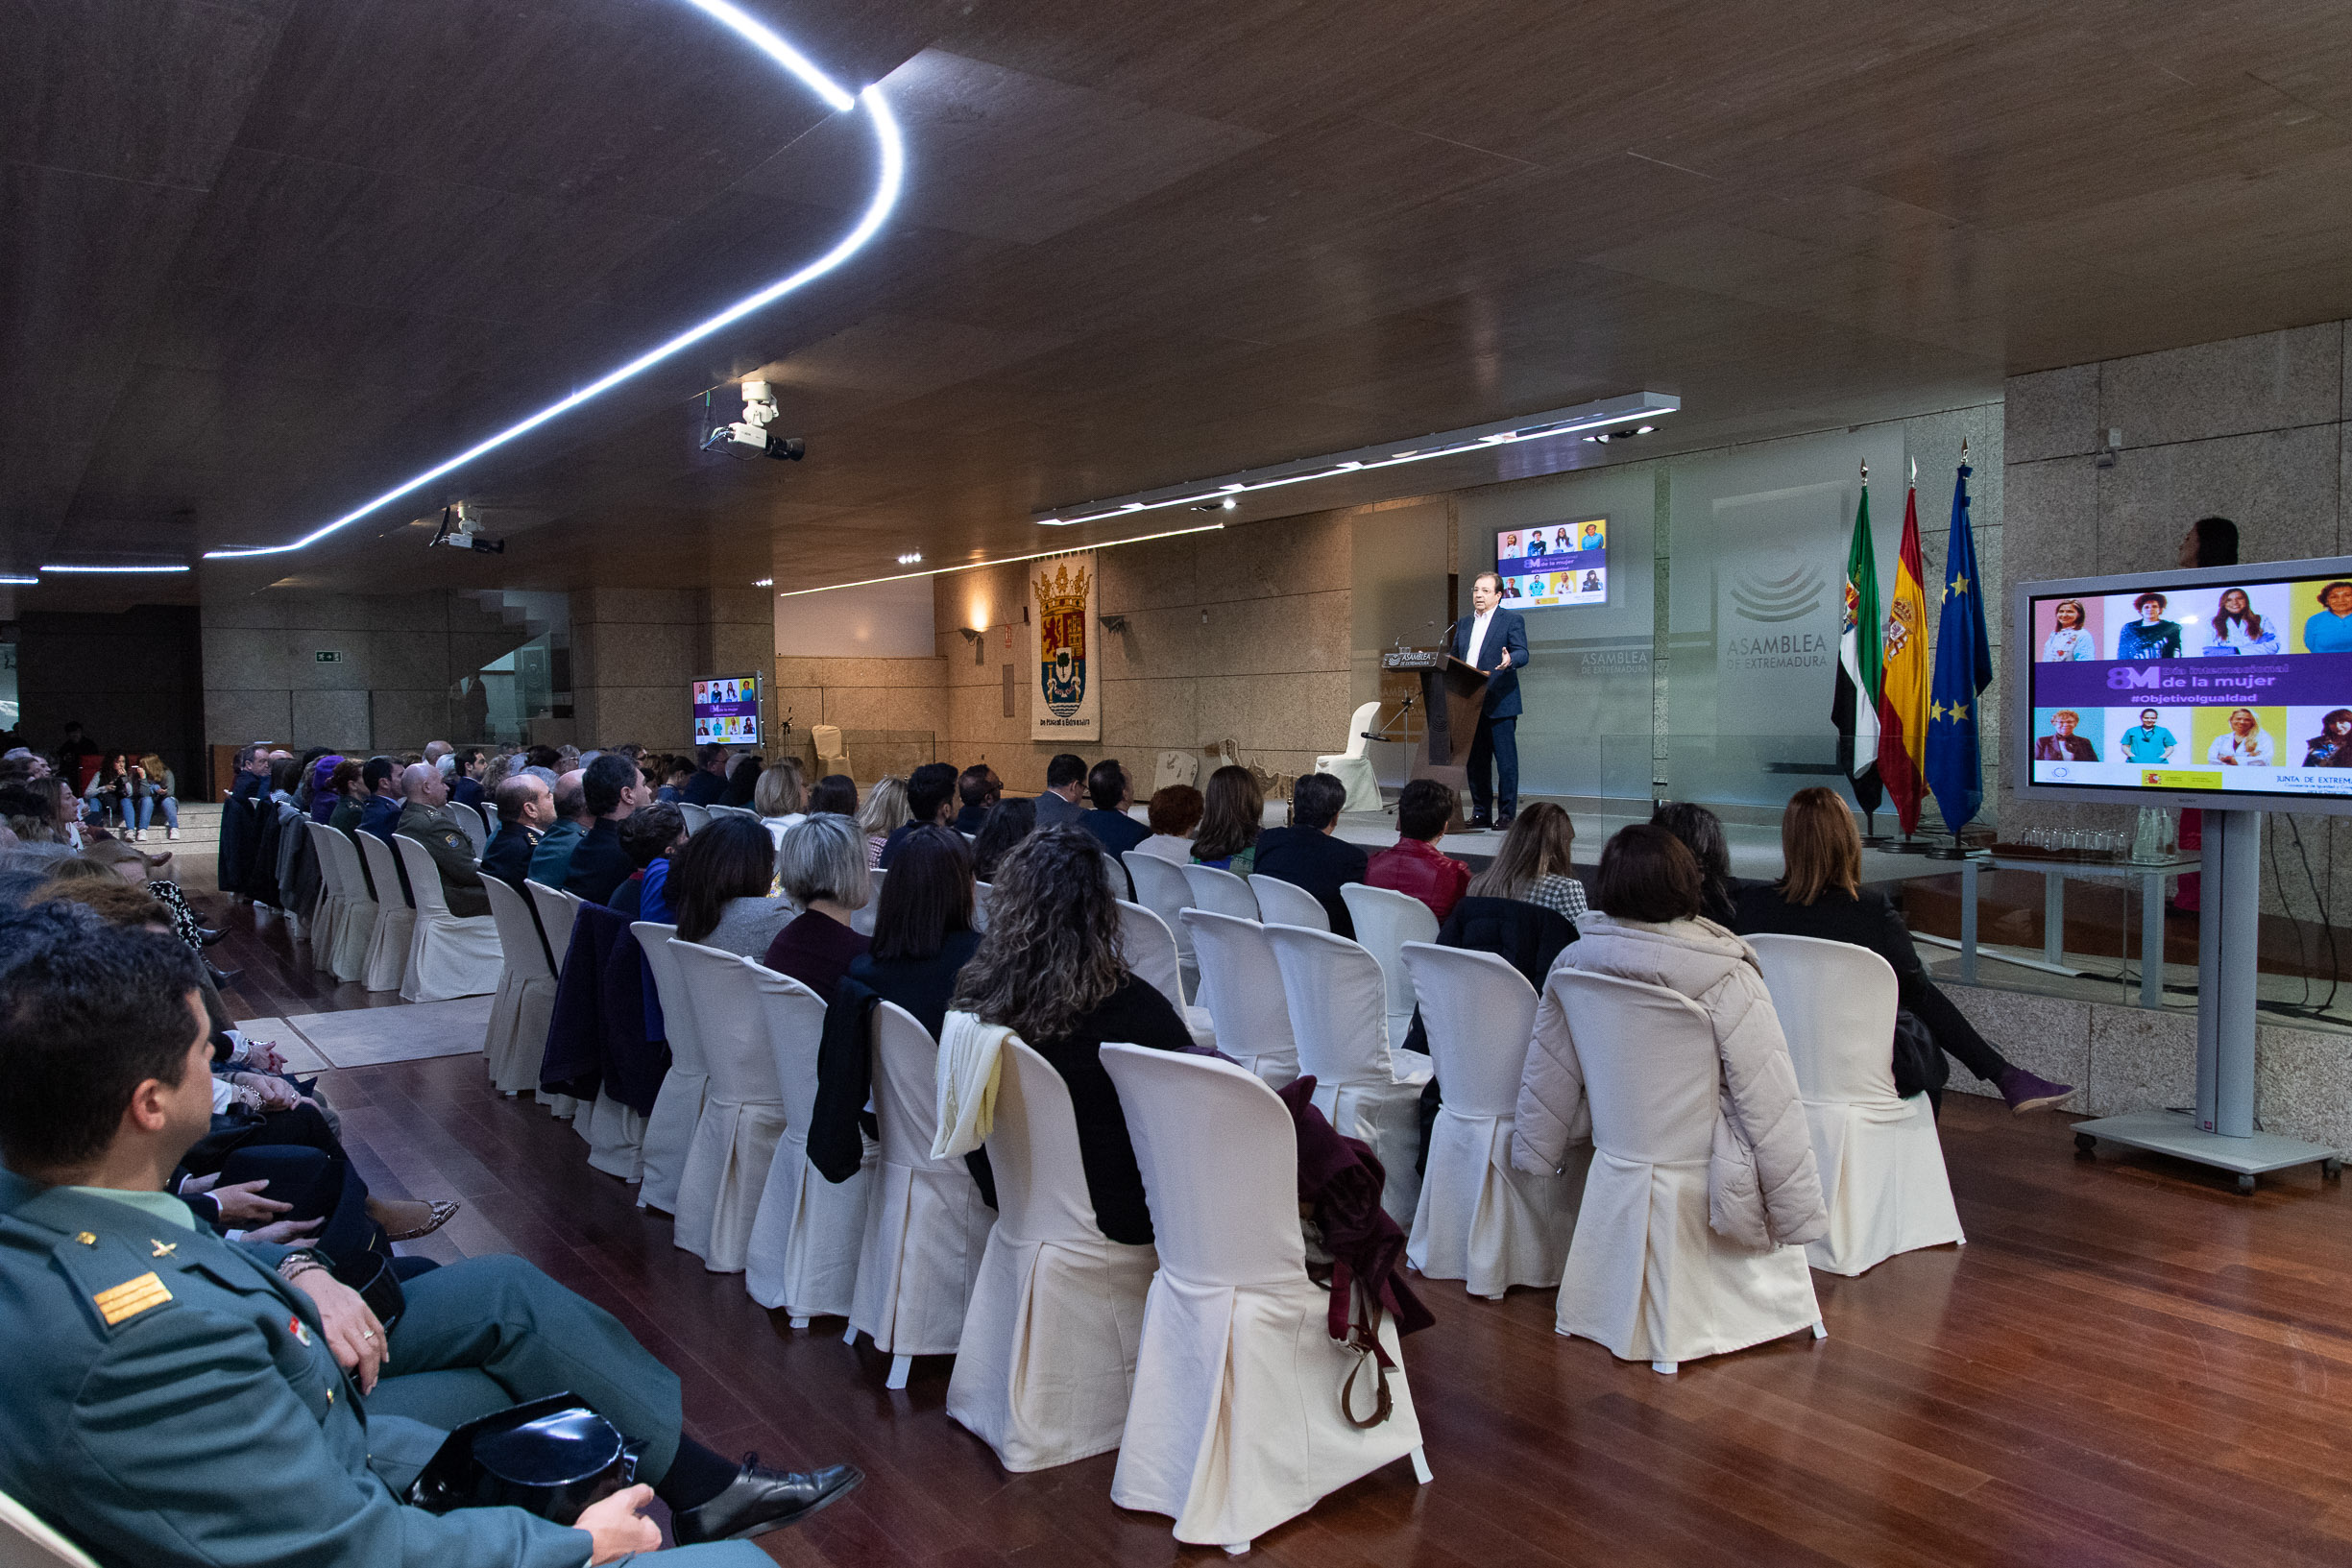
[{"left": 0, "top": 916, "right": 860, "bottom": 1565}]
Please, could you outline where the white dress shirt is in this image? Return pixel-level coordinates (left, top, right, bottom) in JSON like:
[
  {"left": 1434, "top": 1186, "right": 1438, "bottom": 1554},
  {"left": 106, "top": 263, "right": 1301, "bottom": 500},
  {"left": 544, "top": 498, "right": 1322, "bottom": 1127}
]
[{"left": 1467, "top": 607, "right": 1496, "bottom": 666}]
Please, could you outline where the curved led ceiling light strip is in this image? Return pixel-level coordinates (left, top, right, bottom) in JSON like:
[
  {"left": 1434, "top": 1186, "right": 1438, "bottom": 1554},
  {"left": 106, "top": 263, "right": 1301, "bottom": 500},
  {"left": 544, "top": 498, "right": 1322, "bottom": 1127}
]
[{"left": 206, "top": 0, "right": 903, "bottom": 561}]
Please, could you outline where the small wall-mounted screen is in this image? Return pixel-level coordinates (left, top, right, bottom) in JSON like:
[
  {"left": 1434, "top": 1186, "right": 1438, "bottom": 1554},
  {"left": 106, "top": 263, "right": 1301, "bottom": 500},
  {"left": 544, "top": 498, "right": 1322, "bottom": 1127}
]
[
  {"left": 692, "top": 673, "right": 762, "bottom": 746},
  {"left": 1495, "top": 518, "right": 1607, "bottom": 608}
]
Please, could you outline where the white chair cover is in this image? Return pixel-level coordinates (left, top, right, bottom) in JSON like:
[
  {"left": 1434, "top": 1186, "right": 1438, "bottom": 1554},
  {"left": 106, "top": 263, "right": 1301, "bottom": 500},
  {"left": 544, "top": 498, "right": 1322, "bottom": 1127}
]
[
  {"left": 668, "top": 941, "right": 789, "bottom": 1270},
  {"left": 394, "top": 835, "right": 503, "bottom": 1002},
  {"left": 851, "top": 869, "right": 883, "bottom": 937},
  {"left": 1248, "top": 873, "right": 1331, "bottom": 931},
  {"left": 849, "top": 1002, "right": 996, "bottom": 1358},
  {"left": 452, "top": 801, "right": 489, "bottom": 856},
  {"left": 1749, "top": 933, "right": 1965, "bottom": 1276},
  {"left": 321, "top": 827, "right": 376, "bottom": 984},
  {"left": 523, "top": 882, "right": 585, "bottom": 1120},
  {"left": 1264, "top": 925, "right": 1431, "bottom": 1227},
  {"left": 678, "top": 802, "right": 710, "bottom": 835},
  {"left": 1179, "top": 909, "right": 1297, "bottom": 1087},
  {"left": 353, "top": 832, "right": 415, "bottom": 995},
  {"left": 970, "top": 880, "right": 990, "bottom": 932},
  {"left": 1542, "top": 968, "right": 1821, "bottom": 1364},
  {"left": 743, "top": 964, "right": 874, "bottom": 1317},
  {"left": 633, "top": 926, "right": 701, "bottom": 1214},
  {"left": 1100, "top": 1045, "right": 1424, "bottom": 1549},
  {"left": 0, "top": 1484, "right": 99, "bottom": 1568},
  {"left": 1116, "top": 900, "right": 1212, "bottom": 1045},
  {"left": 1314, "top": 700, "right": 1385, "bottom": 815},
  {"left": 300, "top": 822, "right": 346, "bottom": 975},
  {"left": 1122, "top": 851, "right": 1196, "bottom": 975},
  {"left": 1180, "top": 862, "right": 1258, "bottom": 921},
  {"left": 1400, "top": 944, "right": 1582, "bottom": 1297},
  {"left": 581, "top": 1090, "right": 647, "bottom": 1185},
  {"left": 946, "top": 1038, "right": 1156, "bottom": 1470},
  {"left": 1340, "top": 883, "right": 1439, "bottom": 1036},
  {"left": 481, "top": 877, "right": 556, "bottom": 1096}
]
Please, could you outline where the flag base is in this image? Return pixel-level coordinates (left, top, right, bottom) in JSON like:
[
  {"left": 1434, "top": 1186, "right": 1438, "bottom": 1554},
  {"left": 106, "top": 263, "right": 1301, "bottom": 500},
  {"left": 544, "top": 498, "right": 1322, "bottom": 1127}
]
[{"left": 1881, "top": 832, "right": 1935, "bottom": 855}]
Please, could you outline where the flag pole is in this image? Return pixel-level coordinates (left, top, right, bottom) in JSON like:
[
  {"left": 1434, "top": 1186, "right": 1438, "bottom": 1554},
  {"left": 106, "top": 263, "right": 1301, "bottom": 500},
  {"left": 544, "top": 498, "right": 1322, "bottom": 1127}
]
[{"left": 1855, "top": 457, "right": 1891, "bottom": 846}]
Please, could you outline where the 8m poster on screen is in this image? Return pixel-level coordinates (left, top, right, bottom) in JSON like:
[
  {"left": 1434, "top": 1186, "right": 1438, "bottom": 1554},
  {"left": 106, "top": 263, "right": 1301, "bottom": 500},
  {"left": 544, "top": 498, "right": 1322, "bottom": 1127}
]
[{"left": 1030, "top": 552, "right": 1101, "bottom": 741}]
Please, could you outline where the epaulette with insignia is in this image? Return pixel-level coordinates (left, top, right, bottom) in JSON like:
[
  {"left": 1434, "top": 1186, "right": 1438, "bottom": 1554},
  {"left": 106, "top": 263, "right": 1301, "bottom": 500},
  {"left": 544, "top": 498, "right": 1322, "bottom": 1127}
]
[{"left": 92, "top": 1271, "right": 172, "bottom": 1325}]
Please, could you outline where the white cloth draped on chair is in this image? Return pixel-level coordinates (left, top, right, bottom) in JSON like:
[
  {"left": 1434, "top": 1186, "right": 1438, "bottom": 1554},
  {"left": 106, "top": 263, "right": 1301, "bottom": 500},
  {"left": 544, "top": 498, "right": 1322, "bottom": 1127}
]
[
  {"left": 632, "top": 926, "right": 700, "bottom": 1214},
  {"left": 1400, "top": 943, "right": 1582, "bottom": 1298},
  {"left": 1539, "top": 968, "right": 1822, "bottom": 1370},
  {"left": 1748, "top": 933, "right": 1965, "bottom": 1276},
  {"left": 1100, "top": 1045, "right": 1426, "bottom": 1550},
  {"left": 946, "top": 1036, "right": 1156, "bottom": 1471},
  {"left": 667, "top": 941, "right": 792, "bottom": 1270},
  {"left": 1248, "top": 873, "right": 1330, "bottom": 931},
  {"left": 524, "top": 882, "right": 585, "bottom": 1120},
  {"left": 320, "top": 827, "right": 376, "bottom": 984},
  {"left": 1340, "top": 883, "right": 1439, "bottom": 1038},
  {"left": 848, "top": 1002, "right": 996, "bottom": 1387},
  {"left": 394, "top": 835, "right": 503, "bottom": 1003},
  {"left": 743, "top": 964, "right": 873, "bottom": 1319},
  {"left": 1314, "top": 699, "right": 1386, "bottom": 816},
  {"left": 1263, "top": 924, "right": 1432, "bottom": 1227},
  {"left": 1179, "top": 908, "right": 1297, "bottom": 1087},
  {"left": 1117, "top": 900, "right": 1212, "bottom": 1045},
  {"left": 353, "top": 832, "right": 415, "bottom": 995},
  {"left": 1180, "top": 862, "right": 1258, "bottom": 921},
  {"left": 481, "top": 877, "right": 556, "bottom": 1096},
  {"left": 300, "top": 822, "right": 346, "bottom": 975}
]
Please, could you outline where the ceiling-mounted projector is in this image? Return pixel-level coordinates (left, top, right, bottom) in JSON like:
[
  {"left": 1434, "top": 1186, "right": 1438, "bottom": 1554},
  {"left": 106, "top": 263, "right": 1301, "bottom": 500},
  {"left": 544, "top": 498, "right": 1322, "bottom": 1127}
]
[
  {"left": 703, "top": 379, "right": 806, "bottom": 462},
  {"left": 427, "top": 502, "right": 503, "bottom": 554}
]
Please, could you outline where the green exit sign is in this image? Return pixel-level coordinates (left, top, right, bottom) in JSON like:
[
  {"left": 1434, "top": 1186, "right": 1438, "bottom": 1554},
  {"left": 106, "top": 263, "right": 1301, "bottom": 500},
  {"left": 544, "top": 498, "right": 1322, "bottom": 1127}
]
[{"left": 315, "top": 650, "right": 344, "bottom": 663}]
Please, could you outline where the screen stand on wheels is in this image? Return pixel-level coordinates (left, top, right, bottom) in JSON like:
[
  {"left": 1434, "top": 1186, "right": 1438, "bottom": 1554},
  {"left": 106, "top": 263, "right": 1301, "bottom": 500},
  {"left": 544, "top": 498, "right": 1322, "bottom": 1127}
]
[{"left": 2071, "top": 809, "right": 2341, "bottom": 1193}]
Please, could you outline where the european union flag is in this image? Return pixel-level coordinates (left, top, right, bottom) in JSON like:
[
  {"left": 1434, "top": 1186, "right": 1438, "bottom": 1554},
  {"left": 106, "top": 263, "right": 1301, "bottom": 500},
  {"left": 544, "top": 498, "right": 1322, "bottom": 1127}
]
[{"left": 1925, "top": 456, "right": 1990, "bottom": 838}]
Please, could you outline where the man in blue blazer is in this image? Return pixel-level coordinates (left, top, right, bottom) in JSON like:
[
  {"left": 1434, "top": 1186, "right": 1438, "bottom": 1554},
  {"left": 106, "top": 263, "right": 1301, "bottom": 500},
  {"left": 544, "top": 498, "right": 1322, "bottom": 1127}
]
[{"left": 1449, "top": 570, "right": 1532, "bottom": 829}]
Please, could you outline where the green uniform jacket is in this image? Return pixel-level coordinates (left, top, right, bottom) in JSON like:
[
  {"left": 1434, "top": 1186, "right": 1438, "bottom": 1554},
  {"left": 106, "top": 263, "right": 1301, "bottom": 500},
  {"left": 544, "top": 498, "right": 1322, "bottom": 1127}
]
[
  {"left": 528, "top": 820, "right": 584, "bottom": 890},
  {"left": 397, "top": 803, "right": 488, "bottom": 918}
]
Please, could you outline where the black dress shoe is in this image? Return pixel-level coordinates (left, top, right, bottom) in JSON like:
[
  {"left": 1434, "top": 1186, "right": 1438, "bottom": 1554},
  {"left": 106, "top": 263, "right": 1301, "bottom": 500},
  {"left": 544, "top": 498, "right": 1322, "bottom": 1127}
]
[
  {"left": 207, "top": 963, "right": 242, "bottom": 989},
  {"left": 1494, "top": 811, "right": 1517, "bottom": 832},
  {"left": 198, "top": 927, "right": 230, "bottom": 948},
  {"left": 1468, "top": 814, "right": 1492, "bottom": 832},
  {"left": 672, "top": 1458, "right": 862, "bottom": 1544}
]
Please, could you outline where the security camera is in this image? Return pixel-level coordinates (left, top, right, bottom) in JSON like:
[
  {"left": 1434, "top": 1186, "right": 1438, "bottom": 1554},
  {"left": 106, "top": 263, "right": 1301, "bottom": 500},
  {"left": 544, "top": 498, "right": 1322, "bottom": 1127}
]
[
  {"left": 703, "top": 379, "right": 806, "bottom": 462},
  {"left": 427, "top": 503, "right": 505, "bottom": 555}
]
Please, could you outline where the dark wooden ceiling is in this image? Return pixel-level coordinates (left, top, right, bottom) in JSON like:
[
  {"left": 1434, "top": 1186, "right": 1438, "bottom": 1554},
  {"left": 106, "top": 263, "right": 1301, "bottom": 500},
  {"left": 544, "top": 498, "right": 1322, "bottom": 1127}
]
[{"left": 11, "top": 0, "right": 2352, "bottom": 611}]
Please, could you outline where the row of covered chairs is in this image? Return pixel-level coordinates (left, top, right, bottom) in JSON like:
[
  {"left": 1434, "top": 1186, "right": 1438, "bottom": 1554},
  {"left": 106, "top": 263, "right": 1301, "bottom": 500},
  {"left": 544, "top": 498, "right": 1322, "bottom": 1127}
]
[{"left": 301, "top": 821, "right": 501, "bottom": 1003}]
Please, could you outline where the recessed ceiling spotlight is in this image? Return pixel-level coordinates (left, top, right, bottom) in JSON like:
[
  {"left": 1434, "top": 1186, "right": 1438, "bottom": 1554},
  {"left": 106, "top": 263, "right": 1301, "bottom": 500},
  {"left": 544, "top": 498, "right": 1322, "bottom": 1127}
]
[{"left": 898, "top": 551, "right": 923, "bottom": 565}]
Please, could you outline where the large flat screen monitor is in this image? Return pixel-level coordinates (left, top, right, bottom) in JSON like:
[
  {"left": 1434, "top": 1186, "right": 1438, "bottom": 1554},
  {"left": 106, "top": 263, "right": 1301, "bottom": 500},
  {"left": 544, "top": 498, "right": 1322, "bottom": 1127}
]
[
  {"left": 2011, "top": 555, "right": 2352, "bottom": 815},
  {"left": 692, "top": 673, "right": 762, "bottom": 746},
  {"left": 1495, "top": 518, "right": 1607, "bottom": 609}
]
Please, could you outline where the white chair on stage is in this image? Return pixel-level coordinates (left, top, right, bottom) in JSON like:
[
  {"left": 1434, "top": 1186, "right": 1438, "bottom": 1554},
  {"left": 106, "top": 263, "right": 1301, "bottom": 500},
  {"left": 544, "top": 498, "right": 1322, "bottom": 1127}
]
[
  {"left": 851, "top": 869, "right": 883, "bottom": 937},
  {"left": 1117, "top": 900, "right": 1214, "bottom": 1048},
  {"left": 1341, "top": 883, "right": 1439, "bottom": 1038},
  {"left": 451, "top": 801, "right": 489, "bottom": 856},
  {"left": 300, "top": 822, "right": 346, "bottom": 975},
  {"left": 632, "top": 924, "right": 701, "bottom": 1213},
  {"left": 667, "top": 941, "right": 791, "bottom": 1271},
  {"left": 320, "top": 827, "right": 376, "bottom": 984},
  {"left": 1264, "top": 925, "right": 1432, "bottom": 1227},
  {"left": 1314, "top": 700, "right": 1386, "bottom": 816},
  {"left": 947, "top": 1037, "right": 1157, "bottom": 1471},
  {"left": 847, "top": 1002, "right": 996, "bottom": 1389},
  {"left": 1540, "top": 968, "right": 1823, "bottom": 1373},
  {"left": 525, "top": 882, "right": 586, "bottom": 1120},
  {"left": 353, "top": 832, "right": 415, "bottom": 996},
  {"left": 1248, "top": 874, "right": 1330, "bottom": 931},
  {"left": 812, "top": 723, "right": 852, "bottom": 781},
  {"left": 394, "top": 835, "right": 503, "bottom": 1002},
  {"left": 1179, "top": 909, "right": 1297, "bottom": 1087},
  {"left": 1100, "top": 1045, "right": 1428, "bottom": 1551},
  {"left": 1122, "top": 852, "right": 1197, "bottom": 994},
  {"left": 0, "top": 1485, "right": 99, "bottom": 1568},
  {"left": 1181, "top": 862, "right": 1258, "bottom": 922},
  {"left": 679, "top": 802, "right": 710, "bottom": 835},
  {"left": 743, "top": 963, "right": 874, "bottom": 1323},
  {"left": 481, "top": 877, "right": 557, "bottom": 1096},
  {"left": 1748, "top": 933, "right": 1964, "bottom": 1276},
  {"left": 1400, "top": 944, "right": 1581, "bottom": 1298}
]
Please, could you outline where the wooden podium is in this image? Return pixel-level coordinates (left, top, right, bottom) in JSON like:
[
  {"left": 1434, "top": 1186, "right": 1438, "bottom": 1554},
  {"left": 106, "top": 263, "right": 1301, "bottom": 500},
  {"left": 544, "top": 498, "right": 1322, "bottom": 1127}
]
[{"left": 1379, "top": 649, "right": 1488, "bottom": 830}]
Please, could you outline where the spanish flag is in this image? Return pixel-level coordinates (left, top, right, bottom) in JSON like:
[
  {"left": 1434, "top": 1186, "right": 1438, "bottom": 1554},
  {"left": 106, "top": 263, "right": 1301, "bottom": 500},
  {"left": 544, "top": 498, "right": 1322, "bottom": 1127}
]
[{"left": 1876, "top": 482, "right": 1929, "bottom": 833}]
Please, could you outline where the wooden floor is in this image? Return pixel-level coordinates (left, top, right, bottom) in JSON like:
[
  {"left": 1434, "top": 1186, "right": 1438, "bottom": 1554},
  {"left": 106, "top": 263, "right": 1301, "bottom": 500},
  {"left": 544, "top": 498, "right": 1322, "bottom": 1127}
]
[{"left": 200, "top": 887, "right": 2352, "bottom": 1568}]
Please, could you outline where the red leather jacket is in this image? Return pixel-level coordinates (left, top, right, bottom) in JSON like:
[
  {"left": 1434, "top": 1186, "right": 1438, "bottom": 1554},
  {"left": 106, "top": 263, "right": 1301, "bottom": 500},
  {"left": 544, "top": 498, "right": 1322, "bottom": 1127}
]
[{"left": 1365, "top": 837, "right": 1470, "bottom": 922}]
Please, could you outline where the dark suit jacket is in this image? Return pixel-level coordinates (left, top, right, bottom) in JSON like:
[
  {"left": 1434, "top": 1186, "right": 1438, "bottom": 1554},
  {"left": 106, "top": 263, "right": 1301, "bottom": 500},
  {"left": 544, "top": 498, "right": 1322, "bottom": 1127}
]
[
  {"left": 562, "top": 819, "right": 631, "bottom": 905},
  {"left": 1451, "top": 606, "right": 1532, "bottom": 718},
  {"left": 1250, "top": 826, "right": 1370, "bottom": 936},
  {"left": 1080, "top": 808, "right": 1150, "bottom": 858},
  {"left": 480, "top": 822, "right": 539, "bottom": 889},
  {"left": 682, "top": 769, "right": 727, "bottom": 806},
  {"left": 1032, "top": 789, "right": 1083, "bottom": 827}
]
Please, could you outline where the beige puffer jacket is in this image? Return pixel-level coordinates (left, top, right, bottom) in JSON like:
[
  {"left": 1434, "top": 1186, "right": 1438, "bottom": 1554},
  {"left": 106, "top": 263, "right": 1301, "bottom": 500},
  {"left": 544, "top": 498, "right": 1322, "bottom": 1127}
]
[{"left": 1509, "top": 912, "right": 1828, "bottom": 1250}]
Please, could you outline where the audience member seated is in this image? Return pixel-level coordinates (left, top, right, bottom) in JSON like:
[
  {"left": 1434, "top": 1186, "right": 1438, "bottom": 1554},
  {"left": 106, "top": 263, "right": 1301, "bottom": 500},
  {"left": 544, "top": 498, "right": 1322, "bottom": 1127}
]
[
  {"left": 659, "top": 755, "right": 696, "bottom": 802},
  {"left": 1250, "top": 772, "right": 1368, "bottom": 934},
  {"left": 762, "top": 812, "right": 871, "bottom": 1002},
  {"left": 969, "top": 795, "right": 1035, "bottom": 883},
  {"left": 1366, "top": 777, "right": 1470, "bottom": 920},
  {"left": 83, "top": 831, "right": 214, "bottom": 955},
  {"left": 951, "top": 764, "right": 1001, "bottom": 833},
  {"left": 1189, "top": 764, "right": 1263, "bottom": 874},
  {"left": 807, "top": 773, "right": 858, "bottom": 817},
  {"left": 948, "top": 825, "right": 1191, "bottom": 1244},
  {"left": 755, "top": 758, "right": 807, "bottom": 847},
  {"left": 529, "top": 769, "right": 592, "bottom": 887},
  {"left": 669, "top": 814, "right": 791, "bottom": 955},
  {"left": 1651, "top": 800, "right": 1742, "bottom": 924},
  {"left": 482, "top": 771, "right": 552, "bottom": 890},
  {"left": 878, "top": 761, "right": 959, "bottom": 868},
  {"left": 1510, "top": 824, "right": 1829, "bottom": 1252},
  {"left": 0, "top": 915, "right": 861, "bottom": 1561},
  {"left": 216, "top": 743, "right": 272, "bottom": 893},
  {"left": 0, "top": 779, "right": 73, "bottom": 862},
  {"left": 1465, "top": 800, "right": 1587, "bottom": 925},
  {"left": 396, "top": 762, "right": 489, "bottom": 918},
  {"left": 302, "top": 753, "right": 342, "bottom": 825},
  {"left": 682, "top": 742, "right": 731, "bottom": 806},
  {"left": 1078, "top": 759, "right": 1150, "bottom": 857},
  {"left": 716, "top": 752, "right": 763, "bottom": 809},
  {"left": 1032, "top": 752, "right": 1087, "bottom": 825},
  {"left": 1733, "top": 786, "right": 2075, "bottom": 1114},
  {"left": 323, "top": 758, "right": 367, "bottom": 832},
  {"left": 565, "top": 753, "right": 646, "bottom": 905},
  {"left": 856, "top": 774, "right": 910, "bottom": 868},
  {"left": 449, "top": 747, "right": 487, "bottom": 810},
  {"left": 1132, "top": 784, "right": 1202, "bottom": 865},
  {"left": 606, "top": 803, "right": 687, "bottom": 921},
  {"left": 355, "top": 755, "right": 403, "bottom": 846}
]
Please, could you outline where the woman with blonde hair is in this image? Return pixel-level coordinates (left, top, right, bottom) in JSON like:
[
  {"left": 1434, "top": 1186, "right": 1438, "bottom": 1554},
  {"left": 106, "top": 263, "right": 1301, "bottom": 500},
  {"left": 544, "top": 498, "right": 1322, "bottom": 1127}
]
[
  {"left": 1188, "top": 764, "right": 1263, "bottom": 874},
  {"left": 856, "top": 774, "right": 910, "bottom": 867},
  {"left": 135, "top": 752, "right": 181, "bottom": 839},
  {"left": 1732, "top": 787, "right": 2073, "bottom": 1113},
  {"left": 753, "top": 757, "right": 807, "bottom": 848},
  {"left": 1465, "top": 801, "right": 1586, "bottom": 923}
]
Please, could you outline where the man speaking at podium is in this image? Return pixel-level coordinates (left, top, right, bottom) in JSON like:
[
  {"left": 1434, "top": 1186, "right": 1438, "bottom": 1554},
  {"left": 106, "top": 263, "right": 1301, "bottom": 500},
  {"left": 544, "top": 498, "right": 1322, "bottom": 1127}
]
[{"left": 1451, "top": 570, "right": 1530, "bottom": 830}]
